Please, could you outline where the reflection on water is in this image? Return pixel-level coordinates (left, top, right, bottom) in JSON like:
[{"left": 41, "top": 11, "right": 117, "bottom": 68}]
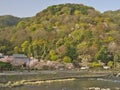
[{"left": 1, "top": 78, "right": 120, "bottom": 90}]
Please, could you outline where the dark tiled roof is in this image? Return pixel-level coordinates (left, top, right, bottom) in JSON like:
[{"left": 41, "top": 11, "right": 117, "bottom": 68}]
[{"left": 13, "top": 54, "right": 27, "bottom": 58}]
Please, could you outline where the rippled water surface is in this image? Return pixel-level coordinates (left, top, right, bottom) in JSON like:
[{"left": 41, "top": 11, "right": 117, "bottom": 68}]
[{"left": 1, "top": 78, "right": 120, "bottom": 90}]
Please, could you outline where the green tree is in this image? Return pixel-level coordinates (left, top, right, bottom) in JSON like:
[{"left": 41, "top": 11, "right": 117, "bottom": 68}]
[
  {"left": 14, "top": 46, "right": 19, "bottom": 53},
  {"left": 113, "top": 54, "right": 118, "bottom": 70},
  {"left": 32, "top": 39, "right": 47, "bottom": 60},
  {"left": 21, "top": 41, "right": 31, "bottom": 57},
  {"left": 107, "top": 61, "right": 113, "bottom": 68},
  {"left": 49, "top": 50, "right": 58, "bottom": 61},
  {"left": 95, "top": 46, "right": 108, "bottom": 63},
  {"left": 66, "top": 45, "right": 77, "bottom": 61}
]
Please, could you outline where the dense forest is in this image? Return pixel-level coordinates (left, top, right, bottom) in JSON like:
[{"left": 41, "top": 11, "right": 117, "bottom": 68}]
[{"left": 0, "top": 4, "right": 120, "bottom": 65}]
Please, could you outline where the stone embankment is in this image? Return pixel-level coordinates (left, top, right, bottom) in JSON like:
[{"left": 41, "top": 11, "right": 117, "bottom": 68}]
[{"left": 0, "top": 70, "right": 111, "bottom": 83}]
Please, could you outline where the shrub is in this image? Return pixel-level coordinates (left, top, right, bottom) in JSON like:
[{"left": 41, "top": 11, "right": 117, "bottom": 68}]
[
  {"left": 107, "top": 61, "right": 113, "bottom": 68},
  {"left": 89, "top": 62, "right": 101, "bottom": 68},
  {"left": 63, "top": 56, "right": 71, "bottom": 63},
  {"left": 50, "top": 55, "right": 58, "bottom": 61}
]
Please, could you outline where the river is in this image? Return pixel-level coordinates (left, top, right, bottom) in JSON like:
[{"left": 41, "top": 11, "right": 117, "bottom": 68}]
[{"left": 1, "top": 78, "right": 120, "bottom": 90}]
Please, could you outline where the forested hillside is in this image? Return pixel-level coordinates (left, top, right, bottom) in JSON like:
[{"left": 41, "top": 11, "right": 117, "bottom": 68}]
[
  {"left": 0, "top": 15, "right": 20, "bottom": 29},
  {"left": 0, "top": 4, "right": 120, "bottom": 65}
]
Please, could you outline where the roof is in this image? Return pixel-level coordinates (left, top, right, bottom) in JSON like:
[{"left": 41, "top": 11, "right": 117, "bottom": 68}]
[
  {"left": 12, "top": 54, "right": 29, "bottom": 65},
  {"left": 13, "top": 54, "right": 27, "bottom": 58}
]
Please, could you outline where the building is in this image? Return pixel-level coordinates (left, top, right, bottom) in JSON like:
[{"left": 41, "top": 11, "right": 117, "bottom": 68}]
[{"left": 12, "top": 54, "right": 29, "bottom": 66}]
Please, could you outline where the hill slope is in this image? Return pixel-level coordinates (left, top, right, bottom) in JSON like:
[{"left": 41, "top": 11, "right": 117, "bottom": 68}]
[
  {"left": 0, "top": 15, "right": 20, "bottom": 29},
  {"left": 0, "top": 4, "right": 120, "bottom": 66}
]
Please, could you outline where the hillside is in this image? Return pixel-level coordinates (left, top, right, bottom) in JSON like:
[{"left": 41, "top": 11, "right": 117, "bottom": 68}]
[
  {"left": 0, "top": 15, "right": 20, "bottom": 29},
  {"left": 0, "top": 4, "right": 120, "bottom": 66}
]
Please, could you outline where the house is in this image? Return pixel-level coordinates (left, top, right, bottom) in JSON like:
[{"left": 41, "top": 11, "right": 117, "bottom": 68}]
[{"left": 12, "top": 54, "right": 29, "bottom": 66}]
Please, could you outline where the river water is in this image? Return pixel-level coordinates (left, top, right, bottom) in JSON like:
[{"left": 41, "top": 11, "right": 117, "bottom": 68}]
[{"left": 1, "top": 78, "right": 120, "bottom": 90}]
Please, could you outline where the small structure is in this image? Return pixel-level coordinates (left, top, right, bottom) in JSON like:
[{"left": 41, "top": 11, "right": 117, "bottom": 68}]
[
  {"left": 80, "top": 66, "right": 89, "bottom": 70},
  {"left": 12, "top": 54, "right": 29, "bottom": 66},
  {"left": 103, "top": 66, "right": 110, "bottom": 69}
]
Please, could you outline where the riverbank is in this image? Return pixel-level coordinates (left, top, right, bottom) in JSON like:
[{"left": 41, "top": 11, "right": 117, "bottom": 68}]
[
  {"left": 1, "top": 70, "right": 120, "bottom": 89},
  {"left": 0, "top": 70, "right": 111, "bottom": 83},
  {"left": 0, "top": 70, "right": 112, "bottom": 88}
]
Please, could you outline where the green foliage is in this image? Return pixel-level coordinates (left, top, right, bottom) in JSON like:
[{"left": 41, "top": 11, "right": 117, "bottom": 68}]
[
  {"left": 0, "top": 39, "right": 13, "bottom": 55},
  {"left": 66, "top": 45, "right": 77, "bottom": 60},
  {"left": 74, "top": 10, "right": 81, "bottom": 15},
  {"left": 21, "top": 41, "right": 30, "bottom": 55},
  {"left": 49, "top": 50, "right": 58, "bottom": 61},
  {"left": 14, "top": 46, "right": 19, "bottom": 54},
  {"left": 63, "top": 56, "right": 71, "bottom": 63},
  {"left": 49, "top": 50, "right": 56, "bottom": 55},
  {"left": 77, "top": 41, "right": 88, "bottom": 54},
  {"left": 95, "top": 46, "right": 108, "bottom": 63},
  {"left": 0, "top": 61, "right": 12, "bottom": 69},
  {"left": 0, "top": 3, "right": 119, "bottom": 66},
  {"left": 113, "top": 54, "right": 119, "bottom": 68},
  {"left": 50, "top": 55, "right": 58, "bottom": 61},
  {"left": 107, "top": 61, "right": 113, "bottom": 68},
  {"left": 0, "top": 15, "right": 20, "bottom": 28},
  {"left": 17, "top": 21, "right": 26, "bottom": 29},
  {"left": 89, "top": 62, "right": 101, "bottom": 68},
  {"left": 45, "top": 24, "right": 54, "bottom": 32}
]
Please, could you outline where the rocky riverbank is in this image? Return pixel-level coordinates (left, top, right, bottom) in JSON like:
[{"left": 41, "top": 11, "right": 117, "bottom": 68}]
[
  {"left": 0, "top": 70, "right": 120, "bottom": 89},
  {"left": 0, "top": 70, "right": 111, "bottom": 83}
]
